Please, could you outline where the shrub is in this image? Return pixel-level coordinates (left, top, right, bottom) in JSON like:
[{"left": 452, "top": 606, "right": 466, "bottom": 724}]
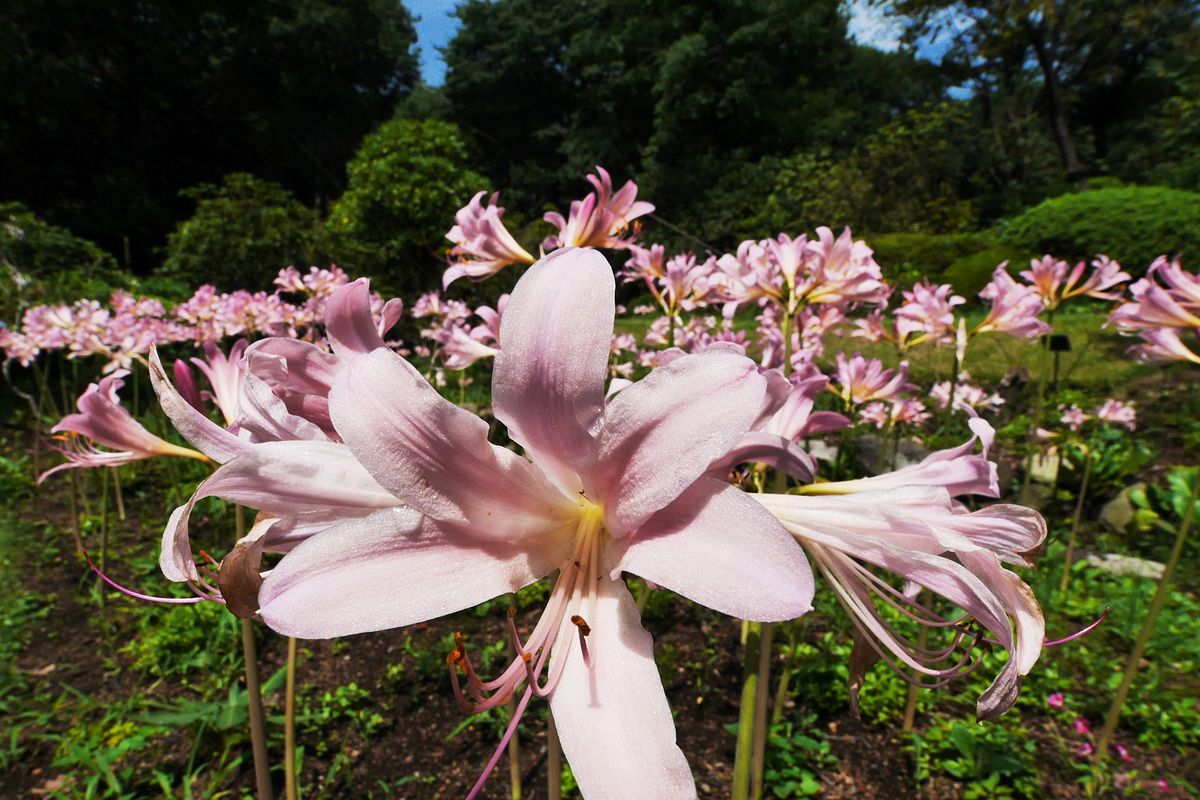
[
  {"left": 869, "top": 232, "right": 989, "bottom": 283},
  {"left": 160, "top": 173, "right": 322, "bottom": 291},
  {"left": 0, "top": 202, "right": 128, "bottom": 313},
  {"left": 323, "top": 118, "right": 487, "bottom": 295},
  {"left": 1000, "top": 186, "right": 1200, "bottom": 273},
  {"left": 942, "top": 246, "right": 1032, "bottom": 297}
]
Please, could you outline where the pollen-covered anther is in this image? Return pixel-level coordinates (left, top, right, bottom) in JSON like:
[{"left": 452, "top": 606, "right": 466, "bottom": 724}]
[
  {"left": 570, "top": 615, "right": 591, "bottom": 636},
  {"left": 198, "top": 549, "right": 219, "bottom": 567},
  {"left": 521, "top": 651, "right": 532, "bottom": 664},
  {"left": 446, "top": 648, "right": 465, "bottom": 668}
]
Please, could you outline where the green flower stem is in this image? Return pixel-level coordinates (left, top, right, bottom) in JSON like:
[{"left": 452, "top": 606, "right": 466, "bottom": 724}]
[
  {"left": 732, "top": 620, "right": 762, "bottom": 800},
  {"left": 285, "top": 636, "right": 298, "bottom": 800},
  {"left": 546, "top": 711, "right": 561, "bottom": 800},
  {"left": 1094, "top": 468, "right": 1200, "bottom": 759},
  {"left": 237, "top": 504, "right": 273, "bottom": 800},
  {"left": 1060, "top": 445, "right": 1094, "bottom": 596}
]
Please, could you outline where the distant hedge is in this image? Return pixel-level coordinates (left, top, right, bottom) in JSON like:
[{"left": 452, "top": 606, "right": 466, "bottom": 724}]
[
  {"left": 1000, "top": 186, "right": 1200, "bottom": 272},
  {"left": 870, "top": 231, "right": 1031, "bottom": 296}
]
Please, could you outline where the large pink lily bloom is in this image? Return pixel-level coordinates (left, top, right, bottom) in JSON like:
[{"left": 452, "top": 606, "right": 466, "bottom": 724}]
[
  {"left": 754, "top": 485, "right": 1045, "bottom": 719},
  {"left": 150, "top": 279, "right": 402, "bottom": 588},
  {"left": 41, "top": 370, "right": 209, "bottom": 482},
  {"left": 256, "top": 248, "right": 813, "bottom": 798}
]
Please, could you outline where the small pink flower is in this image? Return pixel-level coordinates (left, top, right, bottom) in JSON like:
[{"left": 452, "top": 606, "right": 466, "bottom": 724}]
[
  {"left": 542, "top": 167, "right": 653, "bottom": 251},
  {"left": 1047, "top": 692, "right": 1065, "bottom": 709},
  {"left": 1073, "top": 717, "right": 1092, "bottom": 736},
  {"left": 1061, "top": 405, "right": 1091, "bottom": 432},
  {"left": 832, "top": 353, "right": 915, "bottom": 407},
  {"left": 41, "top": 370, "right": 209, "bottom": 481},
  {"left": 1095, "top": 399, "right": 1136, "bottom": 430},
  {"left": 1075, "top": 742, "right": 1095, "bottom": 758},
  {"left": 1113, "top": 743, "right": 1133, "bottom": 763},
  {"left": 443, "top": 191, "right": 537, "bottom": 288},
  {"left": 975, "top": 264, "right": 1050, "bottom": 338}
]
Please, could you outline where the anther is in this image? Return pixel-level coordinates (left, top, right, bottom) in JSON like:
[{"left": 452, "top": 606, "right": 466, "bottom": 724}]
[
  {"left": 446, "top": 648, "right": 464, "bottom": 667},
  {"left": 521, "top": 652, "right": 532, "bottom": 664},
  {"left": 571, "top": 615, "right": 591, "bottom": 636},
  {"left": 198, "top": 549, "right": 219, "bottom": 566},
  {"left": 454, "top": 631, "right": 466, "bottom": 647}
]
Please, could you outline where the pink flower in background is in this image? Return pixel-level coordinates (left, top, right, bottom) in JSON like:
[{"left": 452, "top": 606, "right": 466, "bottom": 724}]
[
  {"left": 542, "top": 167, "right": 654, "bottom": 251},
  {"left": 975, "top": 265, "right": 1050, "bottom": 338},
  {"left": 718, "top": 228, "right": 888, "bottom": 319},
  {"left": 860, "top": 398, "right": 932, "bottom": 429},
  {"left": 929, "top": 374, "right": 1005, "bottom": 414},
  {"left": 1047, "top": 692, "right": 1065, "bottom": 709},
  {"left": 832, "top": 353, "right": 915, "bottom": 407},
  {"left": 1110, "top": 256, "right": 1200, "bottom": 363},
  {"left": 186, "top": 340, "right": 248, "bottom": 426},
  {"left": 1128, "top": 327, "right": 1200, "bottom": 364},
  {"left": 1021, "top": 254, "right": 1128, "bottom": 311},
  {"left": 1073, "top": 717, "right": 1092, "bottom": 736},
  {"left": 1095, "top": 399, "right": 1136, "bottom": 430},
  {"left": 1061, "top": 405, "right": 1091, "bottom": 432},
  {"left": 443, "top": 191, "right": 537, "bottom": 287},
  {"left": 255, "top": 248, "right": 812, "bottom": 798},
  {"left": 41, "top": 370, "right": 209, "bottom": 481},
  {"left": 894, "top": 280, "right": 964, "bottom": 345}
]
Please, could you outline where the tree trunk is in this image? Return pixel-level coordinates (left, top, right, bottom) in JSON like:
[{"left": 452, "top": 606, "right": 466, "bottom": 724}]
[{"left": 1025, "top": 18, "right": 1088, "bottom": 189}]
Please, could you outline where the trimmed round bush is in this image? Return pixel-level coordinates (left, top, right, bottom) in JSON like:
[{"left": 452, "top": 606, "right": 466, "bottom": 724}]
[
  {"left": 160, "top": 173, "right": 322, "bottom": 291},
  {"left": 1000, "top": 186, "right": 1200, "bottom": 273}
]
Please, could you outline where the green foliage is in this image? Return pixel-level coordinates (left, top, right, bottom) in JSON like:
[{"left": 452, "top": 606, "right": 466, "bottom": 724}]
[
  {"left": 159, "top": 173, "right": 322, "bottom": 291},
  {"left": 867, "top": 230, "right": 1030, "bottom": 295},
  {"left": 323, "top": 119, "right": 486, "bottom": 294},
  {"left": 1001, "top": 186, "right": 1200, "bottom": 272},
  {"left": 298, "top": 682, "right": 386, "bottom": 755},
  {"left": 765, "top": 103, "right": 978, "bottom": 236},
  {"left": 0, "top": 202, "right": 129, "bottom": 315},
  {"left": 0, "top": 0, "right": 419, "bottom": 267},
  {"left": 908, "top": 720, "right": 1039, "bottom": 799},
  {"left": 943, "top": 246, "right": 1032, "bottom": 297},
  {"left": 763, "top": 715, "right": 837, "bottom": 798}
]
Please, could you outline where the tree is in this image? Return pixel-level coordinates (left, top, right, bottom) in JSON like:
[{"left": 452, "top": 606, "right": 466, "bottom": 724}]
[
  {"left": 443, "top": 0, "right": 947, "bottom": 249},
  {"left": 0, "top": 0, "right": 419, "bottom": 270},
  {"left": 885, "top": 1, "right": 1200, "bottom": 188},
  {"left": 323, "top": 118, "right": 487, "bottom": 294}
]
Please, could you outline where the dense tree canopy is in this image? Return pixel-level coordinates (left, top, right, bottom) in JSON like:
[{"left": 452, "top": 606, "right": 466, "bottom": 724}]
[
  {"left": 0, "top": 0, "right": 1198, "bottom": 285},
  {"left": 0, "top": 0, "right": 419, "bottom": 269}
]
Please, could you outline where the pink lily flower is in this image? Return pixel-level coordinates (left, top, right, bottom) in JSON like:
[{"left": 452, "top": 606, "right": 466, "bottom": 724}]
[
  {"left": 1095, "top": 399, "right": 1136, "bottom": 430},
  {"left": 41, "top": 370, "right": 210, "bottom": 482},
  {"left": 1128, "top": 327, "right": 1200, "bottom": 364},
  {"left": 150, "top": 280, "right": 403, "bottom": 590},
  {"left": 894, "top": 280, "right": 964, "bottom": 346},
  {"left": 1061, "top": 405, "right": 1091, "bottom": 432},
  {"left": 443, "top": 191, "right": 537, "bottom": 288},
  {"left": 754, "top": 443, "right": 1046, "bottom": 719},
  {"left": 832, "top": 353, "right": 916, "bottom": 407},
  {"left": 1020, "top": 254, "right": 1130, "bottom": 311},
  {"left": 187, "top": 339, "right": 248, "bottom": 427},
  {"left": 1109, "top": 256, "right": 1200, "bottom": 332},
  {"left": 255, "top": 248, "right": 812, "bottom": 798},
  {"left": 542, "top": 167, "right": 654, "bottom": 251},
  {"left": 975, "top": 265, "right": 1050, "bottom": 338}
]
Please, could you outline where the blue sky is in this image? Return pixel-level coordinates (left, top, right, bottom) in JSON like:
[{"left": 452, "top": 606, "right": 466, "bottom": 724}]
[{"left": 409, "top": 1, "right": 951, "bottom": 87}]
